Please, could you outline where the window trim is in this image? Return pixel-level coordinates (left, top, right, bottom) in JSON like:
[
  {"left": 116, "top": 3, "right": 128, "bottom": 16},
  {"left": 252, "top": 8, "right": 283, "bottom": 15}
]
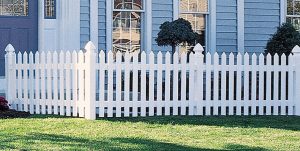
[{"left": 44, "top": 0, "right": 56, "bottom": 19}]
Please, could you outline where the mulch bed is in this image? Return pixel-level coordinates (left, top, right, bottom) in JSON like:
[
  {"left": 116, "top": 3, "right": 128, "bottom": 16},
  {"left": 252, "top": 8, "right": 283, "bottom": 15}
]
[{"left": 0, "top": 110, "right": 31, "bottom": 119}]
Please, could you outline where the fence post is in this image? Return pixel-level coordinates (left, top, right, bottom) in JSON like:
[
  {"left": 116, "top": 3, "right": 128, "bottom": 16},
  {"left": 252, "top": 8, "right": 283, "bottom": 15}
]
[
  {"left": 84, "top": 41, "right": 97, "bottom": 120},
  {"left": 5, "top": 44, "right": 16, "bottom": 108},
  {"left": 193, "top": 43, "right": 204, "bottom": 115},
  {"left": 293, "top": 45, "right": 300, "bottom": 116}
]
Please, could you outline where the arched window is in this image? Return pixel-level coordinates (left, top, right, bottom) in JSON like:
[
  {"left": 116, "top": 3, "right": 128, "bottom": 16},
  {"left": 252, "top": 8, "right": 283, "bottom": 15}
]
[
  {"left": 112, "top": 0, "right": 144, "bottom": 54},
  {"left": 179, "top": 0, "right": 208, "bottom": 52},
  {"left": 0, "top": 0, "right": 28, "bottom": 16},
  {"left": 44, "top": 0, "right": 56, "bottom": 19}
]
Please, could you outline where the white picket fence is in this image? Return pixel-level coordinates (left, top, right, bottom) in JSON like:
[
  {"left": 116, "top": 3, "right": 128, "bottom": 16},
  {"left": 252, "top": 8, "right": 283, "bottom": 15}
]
[{"left": 5, "top": 42, "right": 300, "bottom": 120}]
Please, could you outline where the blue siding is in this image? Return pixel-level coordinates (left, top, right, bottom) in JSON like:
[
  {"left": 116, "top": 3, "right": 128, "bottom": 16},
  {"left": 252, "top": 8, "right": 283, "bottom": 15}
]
[
  {"left": 98, "top": 0, "right": 106, "bottom": 50},
  {"left": 216, "top": 0, "right": 238, "bottom": 52},
  {"left": 244, "top": 0, "right": 281, "bottom": 52},
  {"left": 152, "top": 0, "right": 173, "bottom": 53},
  {"left": 80, "top": 0, "right": 90, "bottom": 48}
]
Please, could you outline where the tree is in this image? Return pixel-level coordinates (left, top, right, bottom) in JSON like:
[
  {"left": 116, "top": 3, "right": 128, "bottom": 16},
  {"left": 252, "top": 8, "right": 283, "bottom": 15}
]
[
  {"left": 266, "top": 23, "right": 300, "bottom": 56},
  {"left": 155, "top": 18, "right": 200, "bottom": 55}
]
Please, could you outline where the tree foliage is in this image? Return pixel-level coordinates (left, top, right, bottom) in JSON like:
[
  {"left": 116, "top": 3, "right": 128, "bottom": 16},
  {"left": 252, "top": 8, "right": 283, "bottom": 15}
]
[
  {"left": 155, "top": 18, "right": 200, "bottom": 54},
  {"left": 266, "top": 23, "right": 300, "bottom": 56}
]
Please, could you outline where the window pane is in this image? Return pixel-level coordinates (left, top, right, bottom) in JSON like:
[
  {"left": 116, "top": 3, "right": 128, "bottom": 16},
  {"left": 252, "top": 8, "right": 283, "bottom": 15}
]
[
  {"left": 180, "top": 0, "right": 208, "bottom": 12},
  {"left": 179, "top": 14, "right": 206, "bottom": 52},
  {"left": 113, "top": 9, "right": 142, "bottom": 54},
  {"left": 287, "top": 0, "right": 293, "bottom": 15},
  {"left": 114, "top": 0, "right": 143, "bottom": 10},
  {"left": 44, "top": 0, "right": 55, "bottom": 19},
  {"left": 0, "top": 0, "right": 28, "bottom": 16},
  {"left": 295, "top": 1, "right": 300, "bottom": 15}
]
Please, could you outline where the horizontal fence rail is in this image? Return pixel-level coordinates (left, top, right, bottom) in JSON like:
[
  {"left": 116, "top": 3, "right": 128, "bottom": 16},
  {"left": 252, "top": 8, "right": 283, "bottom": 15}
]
[{"left": 5, "top": 42, "right": 300, "bottom": 120}]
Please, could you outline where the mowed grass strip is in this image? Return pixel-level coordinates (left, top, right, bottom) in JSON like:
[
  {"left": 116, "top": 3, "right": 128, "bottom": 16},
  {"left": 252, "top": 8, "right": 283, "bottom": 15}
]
[{"left": 0, "top": 116, "right": 299, "bottom": 151}]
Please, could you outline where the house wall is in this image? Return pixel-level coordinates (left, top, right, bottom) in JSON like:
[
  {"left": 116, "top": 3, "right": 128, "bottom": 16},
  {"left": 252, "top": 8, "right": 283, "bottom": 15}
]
[
  {"left": 152, "top": 0, "right": 173, "bottom": 53},
  {"left": 80, "top": 0, "right": 90, "bottom": 48},
  {"left": 216, "top": 0, "right": 238, "bottom": 52},
  {"left": 80, "top": 0, "right": 282, "bottom": 53},
  {"left": 244, "top": 0, "right": 281, "bottom": 52}
]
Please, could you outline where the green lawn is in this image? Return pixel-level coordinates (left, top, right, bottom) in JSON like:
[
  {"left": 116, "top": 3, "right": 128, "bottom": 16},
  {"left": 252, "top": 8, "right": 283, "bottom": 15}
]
[{"left": 0, "top": 116, "right": 300, "bottom": 151}]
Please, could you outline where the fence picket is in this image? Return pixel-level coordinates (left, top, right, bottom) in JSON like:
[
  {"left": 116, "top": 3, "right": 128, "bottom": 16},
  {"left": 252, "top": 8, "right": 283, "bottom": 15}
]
[
  {"left": 221, "top": 53, "right": 227, "bottom": 115},
  {"left": 251, "top": 53, "right": 257, "bottom": 115},
  {"left": 157, "top": 51, "right": 163, "bottom": 116},
  {"left": 228, "top": 53, "right": 234, "bottom": 115},
  {"left": 29, "top": 52, "right": 34, "bottom": 114},
  {"left": 141, "top": 52, "right": 147, "bottom": 116},
  {"left": 165, "top": 52, "right": 171, "bottom": 116},
  {"left": 53, "top": 51, "right": 59, "bottom": 115},
  {"left": 258, "top": 54, "right": 264, "bottom": 115},
  {"left": 46, "top": 51, "right": 52, "bottom": 114}
]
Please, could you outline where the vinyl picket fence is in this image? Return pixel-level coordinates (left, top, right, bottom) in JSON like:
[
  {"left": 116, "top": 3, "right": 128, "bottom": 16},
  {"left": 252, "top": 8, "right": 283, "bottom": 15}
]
[{"left": 5, "top": 42, "right": 300, "bottom": 120}]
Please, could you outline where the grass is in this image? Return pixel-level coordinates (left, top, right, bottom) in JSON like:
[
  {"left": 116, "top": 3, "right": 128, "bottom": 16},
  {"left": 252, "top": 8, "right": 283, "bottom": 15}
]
[{"left": 0, "top": 116, "right": 300, "bottom": 151}]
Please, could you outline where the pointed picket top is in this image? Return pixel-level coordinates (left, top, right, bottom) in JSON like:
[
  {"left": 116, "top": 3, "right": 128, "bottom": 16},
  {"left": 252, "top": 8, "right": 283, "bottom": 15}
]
[
  {"left": 237, "top": 52, "right": 242, "bottom": 65},
  {"left": 66, "top": 51, "right": 71, "bottom": 63},
  {"left": 281, "top": 53, "right": 287, "bottom": 66},
  {"left": 107, "top": 50, "right": 114, "bottom": 63},
  {"left": 259, "top": 53, "right": 264, "bottom": 65},
  {"left": 99, "top": 50, "right": 105, "bottom": 63},
  {"left": 213, "top": 52, "right": 219, "bottom": 65},
  {"left": 141, "top": 51, "right": 146, "bottom": 64},
  {"left": 173, "top": 51, "right": 178, "bottom": 64},
  {"left": 16, "top": 51, "right": 22, "bottom": 64},
  {"left": 84, "top": 41, "right": 97, "bottom": 53},
  {"left": 116, "top": 51, "right": 122, "bottom": 63},
  {"left": 149, "top": 51, "right": 155, "bottom": 64},
  {"left": 193, "top": 43, "right": 204, "bottom": 53},
  {"left": 29, "top": 51, "right": 34, "bottom": 64},
  {"left": 5, "top": 44, "right": 15, "bottom": 53},
  {"left": 206, "top": 52, "right": 211, "bottom": 65},
  {"left": 181, "top": 51, "right": 187, "bottom": 64},
  {"left": 78, "top": 50, "right": 84, "bottom": 63},
  {"left": 244, "top": 52, "right": 249, "bottom": 65},
  {"left": 251, "top": 53, "right": 257, "bottom": 65},
  {"left": 35, "top": 51, "right": 40, "bottom": 64},
  {"left": 266, "top": 53, "right": 272, "bottom": 65},
  {"left": 125, "top": 51, "right": 130, "bottom": 63},
  {"left": 133, "top": 51, "right": 139, "bottom": 63},
  {"left": 221, "top": 52, "right": 226, "bottom": 65},
  {"left": 46, "top": 51, "right": 52, "bottom": 64},
  {"left": 59, "top": 51, "right": 65, "bottom": 64},
  {"left": 292, "top": 45, "right": 300, "bottom": 54},
  {"left": 165, "top": 51, "right": 171, "bottom": 64},
  {"left": 157, "top": 51, "right": 163, "bottom": 64},
  {"left": 71, "top": 50, "right": 77, "bottom": 63},
  {"left": 228, "top": 52, "right": 234, "bottom": 65},
  {"left": 53, "top": 51, "right": 58, "bottom": 63},
  {"left": 23, "top": 51, "right": 28, "bottom": 64},
  {"left": 274, "top": 53, "right": 279, "bottom": 65}
]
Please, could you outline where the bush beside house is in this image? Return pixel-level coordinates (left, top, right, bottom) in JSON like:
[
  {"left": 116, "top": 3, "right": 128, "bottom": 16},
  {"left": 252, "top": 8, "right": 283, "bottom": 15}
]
[{"left": 266, "top": 23, "right": 300, "bottom": 56}]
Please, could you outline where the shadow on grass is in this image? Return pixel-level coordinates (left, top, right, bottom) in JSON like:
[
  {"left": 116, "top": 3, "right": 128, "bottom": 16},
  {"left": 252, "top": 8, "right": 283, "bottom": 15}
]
[
  {"left": 99, "top": 116, "right": 300, "bottom": 131},
  {"left": 0, "top": 133, "right": 269, "bottom": 151}
]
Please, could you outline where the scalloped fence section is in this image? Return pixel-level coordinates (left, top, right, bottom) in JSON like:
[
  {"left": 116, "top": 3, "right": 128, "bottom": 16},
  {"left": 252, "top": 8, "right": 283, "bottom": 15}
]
[{"left": 4, "top": 42, "right": 300, "bottom": 120}]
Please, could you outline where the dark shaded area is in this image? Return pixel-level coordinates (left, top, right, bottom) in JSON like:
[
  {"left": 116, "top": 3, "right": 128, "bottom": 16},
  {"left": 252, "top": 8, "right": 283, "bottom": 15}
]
[
  {"left": 100, "top": 116, "right": 300, "bottom": 131},
  {"left": 0, "top": 110, "right": 30, "bottom": 119},
  {"left": 0, "top": 133, "right": 270, "bottom": 151}
]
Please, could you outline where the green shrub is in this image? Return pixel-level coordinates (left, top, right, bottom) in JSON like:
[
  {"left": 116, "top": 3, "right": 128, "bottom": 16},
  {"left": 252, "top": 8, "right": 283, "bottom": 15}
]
[{"left": 266, "top": 23, "right": 300, "bottom": 56}]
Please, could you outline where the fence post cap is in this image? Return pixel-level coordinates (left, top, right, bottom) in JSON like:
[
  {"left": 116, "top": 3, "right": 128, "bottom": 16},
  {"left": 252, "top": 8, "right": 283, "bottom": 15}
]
[
  {"left": 84, "top": 41, "right": 96, "bottom": 53},
  {"left": 5, "top": 44, "right": 15, "bottom": 53},
  {"left": 292, "top": 45, "right": 300, "bottom": 53},
  {"left": 193, "top": 43, "right": 204, "bottom": 53}
]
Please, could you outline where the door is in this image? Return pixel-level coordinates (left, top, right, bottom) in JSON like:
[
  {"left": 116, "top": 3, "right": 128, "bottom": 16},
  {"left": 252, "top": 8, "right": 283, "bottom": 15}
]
[{"left": 0, "top": 0, "right": 38, "bottom": 76}]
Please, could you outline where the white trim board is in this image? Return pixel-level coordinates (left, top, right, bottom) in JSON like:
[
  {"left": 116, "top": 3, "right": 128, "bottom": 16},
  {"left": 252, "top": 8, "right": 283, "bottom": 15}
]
[
  {"left": 90, "top": 0, "right": 99, "bottom": 50},
  {"left": 237, "top": 0, "right": 245, "bottom": 53}
]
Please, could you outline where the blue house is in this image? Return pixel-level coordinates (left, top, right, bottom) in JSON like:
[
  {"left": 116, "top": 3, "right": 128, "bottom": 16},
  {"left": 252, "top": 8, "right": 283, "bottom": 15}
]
[{"left": 0, "top": 0, "right": 298, "bottom": 81}]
